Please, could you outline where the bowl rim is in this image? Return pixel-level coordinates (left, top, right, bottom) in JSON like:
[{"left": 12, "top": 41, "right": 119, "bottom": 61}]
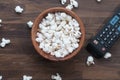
[{"left": 31, "top": 7, "right": 85, "bottom": 61}]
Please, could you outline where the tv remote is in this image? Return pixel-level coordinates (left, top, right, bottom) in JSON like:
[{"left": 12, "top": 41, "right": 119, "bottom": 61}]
[{"left": 86, "top": 8, "right": 120, "bottom": 58}]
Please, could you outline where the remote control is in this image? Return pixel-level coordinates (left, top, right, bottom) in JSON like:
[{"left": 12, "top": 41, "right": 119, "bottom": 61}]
[{"left": 86, "top": 8, "right": 120, "bottom": 58}]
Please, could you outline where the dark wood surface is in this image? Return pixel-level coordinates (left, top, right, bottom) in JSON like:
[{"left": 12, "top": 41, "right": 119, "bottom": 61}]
[{"left": 0, "top": 0, "right": 120, "bottom": 80}]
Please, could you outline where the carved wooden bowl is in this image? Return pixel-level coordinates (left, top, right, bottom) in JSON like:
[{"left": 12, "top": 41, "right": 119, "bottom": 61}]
[{"left": 31, "top": 7, "right": 85, "bottom": 61}]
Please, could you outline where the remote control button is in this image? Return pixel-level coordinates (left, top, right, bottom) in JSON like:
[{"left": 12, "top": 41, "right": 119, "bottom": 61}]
[
  {"left": 113, "top": 35, "right": 116, "bottom": 38},
  {"left": 102, "top": 47, "right": 106, "bottom": 51},
  {"left": 111, "top": 38, "right": 113, "bottom": 41},
  {"left": 109, "top": 32, "right": 112, "bottom": 35},
  {"left": 105, "top": 44, "right": 108, "bottom": 48},
  {"left": 104, "top": 38, "right": 107, "bottom": 41},
  {"left": 105, "top": 28, "right": 108, "bottom": 31},
  {"left": 100, "top": 40, "right": 104, "bottom": 44},
  {"left": 110, "top": 15, "right": 119, "bottom": 25},
  {"left": 117, "top": 26, "right": 120, "bottom": 31},
  {"left": 115, "top": 31, "right": 119, "bottom": 35},
  {"left": 97, "top": 38, "right": 100, "bottom": 41},
  {"left": 118, "top": 13, "right": 120, "bottom": 15},
  {"left": 102, "top": 31, "right": 105, "bottom": 34},
  {"left": 107, "top": 25, "right": 111, "bottom": 28},
  {"left": 112, "top": 28, "right": 115, "bottom": 31},
  {"left": 100, "top": 34, "right": 103, "bottom": 37},
  {"left": 119, "top": 21, "right": 120, "bottom": 23},
  {"left": 93, "top": 40, "right": 98, "bottom": 45},
  {"left": 107, "top": 35, "right": 110, "bottom": 38},
  {"left": 115, "top": 24, "right": 118, "bottom": 28},
  {"left": 108, "top": 41, "right": 111, "bottom": 44}
]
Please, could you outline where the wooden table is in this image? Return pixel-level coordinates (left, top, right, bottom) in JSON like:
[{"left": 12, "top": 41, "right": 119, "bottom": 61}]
[{"left": 0, "top": 0, "right": 120, "bottom": 80}]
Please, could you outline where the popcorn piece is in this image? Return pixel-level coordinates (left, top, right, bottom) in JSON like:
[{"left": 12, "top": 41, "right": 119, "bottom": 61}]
[
  {"left": 70, "top": 0, "right": 78, "bottom": 8},
  {"left": 86, "top": 56, "right": 95, "bottom": 66},
  {"left": 15, "top": 6, "right": 24, "bottom": 13},
  {"left": 61, "top": 13, "right": 67, "bottom": 18},
  {"left": 96, "top": 0, "right": 102, "bottom": 3},
  {"left": 46, "top": 13, "right": 54, "bottom": 21},
  {"left": 60, "top": 0, "right": 67, "bottom": 5},
  {"left": 2, "top": 38, "right": 10, "bottom": 44},
  {"left": 0, "top": 38, "right": 11, "bottom": 48},
  {"left": 0, "top": 19, "right": 2, "bottom": 27},
  {"left": 66, "top": 4, "right": 73, "bottom": 10},
  {"left": 0, "top": 76, "right": 2, "bottom": 80},
  {"left": 0, "top": 42, "right": 6, "bottom": 48},
  {"left": 104, "top": 52, "right": 112, "bottom": 59},
  {"left": 0, "top": 19, "right": 2, "bottom": 23},
  {"left": 27, "top": 21, "right": 33, "bottom": 28},
  {"left": 54, "top": 51, "right": 62, "bottom": 58},
  {"left": 51, "top": 73, "right": 62, "bottom": 80},
  {"left": 23, "top": 75, "right": 32, "bottom": 80}
]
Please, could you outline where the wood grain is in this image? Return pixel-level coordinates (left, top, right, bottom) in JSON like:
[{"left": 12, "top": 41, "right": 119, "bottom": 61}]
[{"left": 0, "top": 0, "right": 120, "bottom": 80}]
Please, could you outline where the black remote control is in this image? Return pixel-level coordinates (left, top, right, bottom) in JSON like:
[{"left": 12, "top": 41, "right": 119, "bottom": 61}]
[{"left": 86, "top": 8, "right": 120, "bottom": 58}]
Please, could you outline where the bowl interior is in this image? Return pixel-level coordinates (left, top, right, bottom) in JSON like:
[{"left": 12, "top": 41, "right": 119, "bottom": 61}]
[{"left": 31, "top": 7, "right": 85, "bottom": 61}]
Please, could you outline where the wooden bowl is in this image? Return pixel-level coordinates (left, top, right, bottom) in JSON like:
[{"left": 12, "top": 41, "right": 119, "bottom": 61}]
[{"left": 31, "top": 7, "right": 85, "bottom": 61}]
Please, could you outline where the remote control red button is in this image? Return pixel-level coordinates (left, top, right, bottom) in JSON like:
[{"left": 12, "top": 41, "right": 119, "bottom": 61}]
[
  {"left": 93, "top": 40, "right": 98, "bottom": 45},
  {"left": 102, "top": 47, "right": 106, "bottom": 51}
]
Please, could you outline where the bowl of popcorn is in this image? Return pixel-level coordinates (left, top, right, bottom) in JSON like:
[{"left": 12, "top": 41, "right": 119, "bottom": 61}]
[{"left": 31, "top": 7, "right": 85, "bottom": 61}]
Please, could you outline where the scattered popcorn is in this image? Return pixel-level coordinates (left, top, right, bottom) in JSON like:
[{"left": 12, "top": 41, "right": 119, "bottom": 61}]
[
  {"left": 66, "top": 4, "right": 73, "bottom": 10},
  {"left": 0, "top": 38, "right": 11, "bottom": 48},
  {"left": 96, "top": 0, "right": 102, "bottom": 3},
  {"left": 0, "top": 19, "right": 2, "bottom": 23},
  {"left": 86, "top": 56, "right": 95, "bottom": 66},
  {"left": 36, "top": 12, "right": 81, "bottom": 58},
  {"left": 60, "top": 0, "right": 67, "bottom": 5},
  {"left": 51, "top": 73, "right": 62, "bottom": 80},
  {"left": 15, "top": 6, "right": 24, "bottom": 13},
  {"left": 27, "top": 21, "right": 33, "bottom": 28},
  {"left": 23, "top": 75, "right": 32, "bottom": 80},
  {"left": 70, "top": 0, "right": 78, "bottom": 8},
  {"left": 0, "top": 19, "right": 2, "bottom": 27},
  {"left": 0, "top": 76, "right": 2, "bottom": 80},
  {"left": 2, "top": 38, "right": 10, "bottom": 44},
  {"left": 104, "top": 52, "right": 112, "bottom": 59},
  {"left": 0, "top": 42, "right": 6, "bottom": 48},
  {"left": 60, "top": 0, "right": 78, "bottom": 10}
]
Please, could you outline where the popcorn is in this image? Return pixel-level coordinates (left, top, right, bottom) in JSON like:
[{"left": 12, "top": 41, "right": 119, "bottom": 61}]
[
  {"left": 66, "top": 15, "right": 72, "bottom": 21},
  {"left": 86, "top": 56, "right": 95, "bottom": 66},
  {"left": 0, "top": 42, "right": 6, "bottom": 48},
  {"left": 27, "top": 21, "right": 33, "bottom": 28},
  {"left": 70, "top": 0, "right": 78, "bottom": 8},
  {"left": 60, "top": 0, "right": 79, "bottom": 10},
  {"left": 66, "top": 4, "right": 73, "bottom": 10},
  {"left": 0, "top": 19, "right": 2, "bottom": 27},
  {"left": 23, "top": 75, "right": 32, "bottom": 80},
  {"left": 60, "top": 0, "right": 67, "bottom": 5},
  {"left": 0, "top": 75, "right": 2, "bottom": 80},
  {"left": 46, "top": 13, "right": 54, "bottom": 21},
  {"left": 51, "top": 73, "right": 62, "bottom": 80},
  {"left": 36, "top": 12, "right": 81, "bottom": 58},
  {"left": 96, "top": 0, "right": 102, "bottom": 3},
  {"left": 104, "top": 52, "right": 112, "bottom": 59},
  {"left": 54, "top": 51, "right": 62, "bottom": 58},
  {"left": 0, "top": 38, "right": 11, "bottom": 48},
  {"left": 61, "top": 13, "right": 67, "bottom": 18},
  {"left": 0, "top": 19, "right": 2, "bottom": 23},
  {"left": 15, "top": 6, "right": 24, "bottom": 13},
  {"left": 2, "top": 38, "right": 10, "bottom": 44}
]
